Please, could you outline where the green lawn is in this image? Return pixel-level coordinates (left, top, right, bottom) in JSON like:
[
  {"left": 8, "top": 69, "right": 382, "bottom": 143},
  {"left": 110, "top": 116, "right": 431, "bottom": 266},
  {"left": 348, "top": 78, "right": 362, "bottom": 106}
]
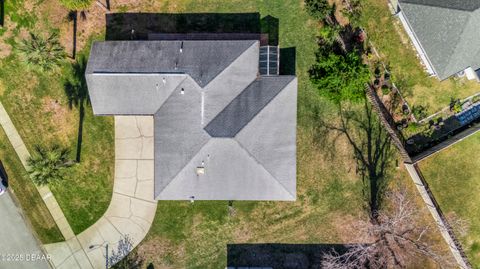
[
  {"left": 102, "top": 0, "right": 450, "bottom": 268},
  {"left": 0, "top": 127, "right": 64, "bottom": 243},
  {"left": 360, "top": 0, "right": 480, "bottom": 115},
  {"left": 0, "top": 0, "right": 114, "bottom": 235},
  {"left": 117, "top": 0, "right": 367, "bottom": 267},
  {"left": 0, "top": 55, "right": 114, "bottom": 234},
  {"left": 419, "top": 132, "right": 480, "bottom": 266},
  {"left": 0, "top": 0, "right": 452, "bottom": 266}
]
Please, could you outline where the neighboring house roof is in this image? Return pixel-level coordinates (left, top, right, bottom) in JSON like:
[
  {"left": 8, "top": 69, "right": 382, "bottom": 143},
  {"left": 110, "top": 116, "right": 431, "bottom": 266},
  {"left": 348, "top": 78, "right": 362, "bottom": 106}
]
[
  {"left": 399, "top": 0, "right": 480, "bottom": 79},
  {"left": 86, "top": 40, "right": 297, "bottom": 201}
]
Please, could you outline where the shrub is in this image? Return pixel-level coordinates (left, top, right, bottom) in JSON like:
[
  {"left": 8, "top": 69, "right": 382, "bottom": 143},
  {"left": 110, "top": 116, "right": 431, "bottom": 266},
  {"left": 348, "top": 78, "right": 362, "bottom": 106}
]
[
  {"left": 450, "top": 98, "right": 462, "bottom": 113},
  {"left": 381, "top": 85, "right": 390, "bottom": 95},
  {"left": 304, "top": 0, "right": 333, "bottom": 21},
  {"left": 403, "top": 122, "right": 421, "bottom": 137},
  {"left": 319, "top": 24, "right": 341, "bottom": 45},
  {"left": 411, "top": 105, "right": 427, "bottom": 120},
  {"left": 309, "top": 50, "right": 370, "bottom": 103}
]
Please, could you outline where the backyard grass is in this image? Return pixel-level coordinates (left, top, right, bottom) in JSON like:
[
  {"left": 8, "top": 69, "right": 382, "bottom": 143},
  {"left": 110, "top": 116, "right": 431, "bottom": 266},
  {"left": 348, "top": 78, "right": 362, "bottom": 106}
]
[
  {"left": 0, "top": 0, "right": 114, "bottom": 235},
  {"left": 0, "top": 127, "right": 64, "bottom": 243},
  {"left": 86, "top": 0, "right": 453, "bottom": 268},
  {"left": 0, "top": 0, "right": 453, "bottom": 266},
  {"left": 115, "top": 0, "right": 368, "bottom": 267},
  {"left": 360, "top": 0, "right": 480, "bottom": 115},
  {"left": 419, "top": 132, "right": 480, "bottom": 267}
]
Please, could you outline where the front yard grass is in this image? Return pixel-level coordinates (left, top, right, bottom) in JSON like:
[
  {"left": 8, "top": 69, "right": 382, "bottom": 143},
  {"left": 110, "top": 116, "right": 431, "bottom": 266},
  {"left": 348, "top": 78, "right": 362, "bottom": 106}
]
[
  {"left": 0, "top": 0, "right": 115, "bottom": 234},
  {"left": 419, "top": 132, "right": 480, "bottom": 266},
  {"left": 0, "top": 127, "right": 64, "bottom": 243},
  {"left": 0, "top": 53, "right": 115, "bottom": 234},
  {"left": 360, "top": 0, "right": 480, "bottom": 115}
]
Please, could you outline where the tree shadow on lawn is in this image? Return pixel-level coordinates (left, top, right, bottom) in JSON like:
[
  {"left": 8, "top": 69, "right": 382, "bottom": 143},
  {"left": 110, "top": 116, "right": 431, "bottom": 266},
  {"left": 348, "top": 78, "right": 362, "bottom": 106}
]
[
  {"left": 313, "top": 99, "right": 395, "bottom": 222},
  {"left": 106, "top": 12, "right": 261, "bottom": 40},
  {"left": 64, "top": 55, "right": 90, "bottom": 163},
  {"left": 227, "top": 243, "right": 356, "bottom": 268},
  {"left": 0, "top": 0, "right": 4, "bottom": 27},
  {"left": 104, "top": 13, "right": 295, "bottom": 76}
]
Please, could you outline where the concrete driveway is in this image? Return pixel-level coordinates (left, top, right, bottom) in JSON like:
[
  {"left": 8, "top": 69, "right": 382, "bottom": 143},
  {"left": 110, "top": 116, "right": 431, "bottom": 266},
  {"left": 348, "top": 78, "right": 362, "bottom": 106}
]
[
  {"left": 44, "top": 116, "right": 157, "bottom": 269},
  {"left": 0, "top": 192, "right": 50, "bottom": 269}
]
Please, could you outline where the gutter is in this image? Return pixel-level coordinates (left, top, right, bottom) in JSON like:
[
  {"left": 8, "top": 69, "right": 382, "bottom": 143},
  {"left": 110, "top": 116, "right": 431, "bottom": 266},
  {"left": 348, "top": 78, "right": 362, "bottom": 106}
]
[{"left": 395, "top": 5, "right": 438, "bottom": 77}]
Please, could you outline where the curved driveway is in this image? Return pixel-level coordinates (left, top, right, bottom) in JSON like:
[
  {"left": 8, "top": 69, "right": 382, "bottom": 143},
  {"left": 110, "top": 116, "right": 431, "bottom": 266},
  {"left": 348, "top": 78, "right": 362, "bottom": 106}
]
[{"left": 44, "top": 116, "right": 157, "bottom": 269}]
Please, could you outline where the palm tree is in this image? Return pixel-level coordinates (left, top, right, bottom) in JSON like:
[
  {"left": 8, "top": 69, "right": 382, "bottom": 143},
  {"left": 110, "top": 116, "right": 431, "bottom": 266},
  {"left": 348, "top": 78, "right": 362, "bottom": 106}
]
[
  {"left": 59, "top": 0, "right": 94, "bottom": 59},
  {"left": 27, "top": 145, "right": 73, "bottom": 186},
  {"left": 17, "top": 32, "right": 66, "bottom": 71},
  {"left": 64, "top": 55, "right": 89, "bottom": 162}
]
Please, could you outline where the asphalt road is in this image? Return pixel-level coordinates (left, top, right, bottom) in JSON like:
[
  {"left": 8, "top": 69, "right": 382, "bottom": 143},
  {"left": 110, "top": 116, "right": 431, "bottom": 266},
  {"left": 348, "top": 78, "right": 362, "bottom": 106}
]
[{"left": 0, "top": 192, "right": 50, "bottom": 269}]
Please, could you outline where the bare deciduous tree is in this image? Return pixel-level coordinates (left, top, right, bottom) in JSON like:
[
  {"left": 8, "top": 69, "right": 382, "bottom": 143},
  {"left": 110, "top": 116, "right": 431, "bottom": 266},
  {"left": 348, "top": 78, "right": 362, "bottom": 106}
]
[
  {"left": 322, "top": 189, "right": 455, "bottom": 268},
  {"left": 108, "top": 235, "right": 144, "bottom": 269}
]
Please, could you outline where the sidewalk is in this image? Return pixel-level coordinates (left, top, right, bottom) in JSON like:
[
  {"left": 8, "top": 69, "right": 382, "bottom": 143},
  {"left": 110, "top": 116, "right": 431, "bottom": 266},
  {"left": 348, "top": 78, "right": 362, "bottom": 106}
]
[
  {"left": 44, "top": 116, "right": 157, "bottom": 269},
  {"left": 0, "top": 102, "right": 75, "bottom": 240},
  {"left": 0, "top": 100, "right": 157, "bottom": 268}
]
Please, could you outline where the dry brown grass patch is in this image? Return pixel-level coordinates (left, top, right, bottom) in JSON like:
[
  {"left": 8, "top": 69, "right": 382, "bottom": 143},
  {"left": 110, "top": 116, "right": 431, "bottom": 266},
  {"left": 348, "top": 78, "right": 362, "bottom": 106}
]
[
  {"left": 137, "top": 236, "right": 186, "bottom": 268},
  {"left": 41, "top": 97, "right": 76, "bottom": 142}
]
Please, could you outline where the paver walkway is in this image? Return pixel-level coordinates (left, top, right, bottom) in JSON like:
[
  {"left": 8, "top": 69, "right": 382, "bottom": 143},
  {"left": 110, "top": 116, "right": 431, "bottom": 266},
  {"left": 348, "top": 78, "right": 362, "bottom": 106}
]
[
  {"left": 44, "top": 116, "right": 157, "bottom": 269},
  {"left": 0, "top": 102, "right": 75, "bottom": 240}
]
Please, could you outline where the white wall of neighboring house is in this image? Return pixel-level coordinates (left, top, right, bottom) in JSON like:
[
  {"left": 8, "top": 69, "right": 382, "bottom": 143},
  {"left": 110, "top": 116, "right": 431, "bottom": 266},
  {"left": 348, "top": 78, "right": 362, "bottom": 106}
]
[
  {"left": 396, "top": 9, "right": 437, "bottom": 77},
  {"left": 464, "top": 67, "right": 479, "bottom": 81}
]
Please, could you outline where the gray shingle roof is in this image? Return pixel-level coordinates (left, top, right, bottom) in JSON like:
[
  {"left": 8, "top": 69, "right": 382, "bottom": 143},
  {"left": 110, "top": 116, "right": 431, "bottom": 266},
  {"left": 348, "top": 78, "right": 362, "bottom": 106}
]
[
  {"left": 86, "top": 40, "right": 257, "bottom": 87},
  {"left": 400, "top": 0, "right": 480, "bottom": 11},
  {"left": 204, "top": 76, "right": 295, "bottom": 137},
  {"left": 86, "top": 40, "right": 297, "bottom": 201},
  {"left": 399, "top": 0, "right": 480, "bottom": 79}
]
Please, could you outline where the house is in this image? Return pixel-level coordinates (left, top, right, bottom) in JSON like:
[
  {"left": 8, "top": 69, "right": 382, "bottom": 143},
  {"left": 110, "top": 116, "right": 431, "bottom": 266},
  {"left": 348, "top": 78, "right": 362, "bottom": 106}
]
[
  {"left": 85, "top": 39, "right": 297, "bottom": 201},
  {"left": 395, "top": 0, "right": 480, "bottom": 80}
]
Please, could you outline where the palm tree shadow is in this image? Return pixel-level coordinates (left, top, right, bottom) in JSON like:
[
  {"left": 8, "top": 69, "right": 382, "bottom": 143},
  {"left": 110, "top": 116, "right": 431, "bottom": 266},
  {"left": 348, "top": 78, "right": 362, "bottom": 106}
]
[
  {"left": 0, "top": 0, "right": 4, "bottom": 27},
  {"left": 315, "top": 100, "right": 395, "bottom": 221},
  {"left": 68, "top": 11, "right": 77, "bottom": 59},
  {"left": 64, "top": 55, "right": 90, "bottom": 163}
]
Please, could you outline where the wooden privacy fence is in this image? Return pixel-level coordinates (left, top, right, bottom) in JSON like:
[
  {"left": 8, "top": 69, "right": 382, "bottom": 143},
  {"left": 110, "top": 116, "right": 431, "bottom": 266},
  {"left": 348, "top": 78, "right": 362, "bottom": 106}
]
[
  {"left": 366, "top": 84, "right": 471, "bottom": 268},
  {"left": 365, "top": 84, "right": 412, "bottom": 163}
]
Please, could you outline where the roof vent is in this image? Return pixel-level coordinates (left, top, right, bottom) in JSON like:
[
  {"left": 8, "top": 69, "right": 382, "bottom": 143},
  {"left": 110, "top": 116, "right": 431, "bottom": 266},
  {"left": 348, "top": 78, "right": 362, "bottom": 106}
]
[
  {"left": 180, "top": 88, "right": 185, "bottom": 95},
  {"left": 196, "top": 166, "right": 205, "bottom": 176},
  {"left": 180, "top": 41, "right": 184, "bottom": 53},
  {"left": 162, "top": 77, "right": 166, "bottom": 85}
]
